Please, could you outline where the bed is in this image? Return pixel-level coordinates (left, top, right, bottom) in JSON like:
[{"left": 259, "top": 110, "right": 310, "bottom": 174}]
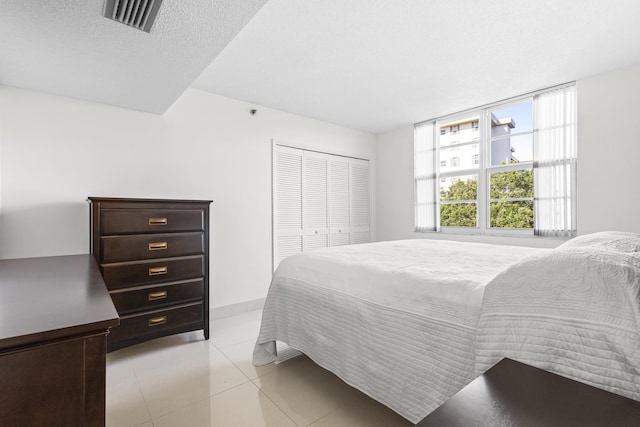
[{"left": 253, "top": 233, "right": 640, "bottom": 423}]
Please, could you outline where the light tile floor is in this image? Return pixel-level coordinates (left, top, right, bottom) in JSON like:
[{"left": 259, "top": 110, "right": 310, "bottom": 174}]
[{"left": 106, "top": 309, "right": 413, "bottom": 427}]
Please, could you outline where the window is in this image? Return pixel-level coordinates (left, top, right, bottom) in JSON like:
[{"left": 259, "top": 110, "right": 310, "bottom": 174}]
[{"left": 414, "top": 84, "right": 577, "bottom": 237}]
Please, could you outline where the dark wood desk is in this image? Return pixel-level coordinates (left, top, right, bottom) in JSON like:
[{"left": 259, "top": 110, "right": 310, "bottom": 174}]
[
  {"left": 416, "top": 358, "right": 640, "bottom": 427},
  {"left": 0, "top": 254, "right": 119, "bottom": 426}
]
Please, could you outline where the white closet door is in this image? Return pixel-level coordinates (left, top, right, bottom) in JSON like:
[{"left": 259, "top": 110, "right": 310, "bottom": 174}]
[
  {"left": 303, "top": 151, "right": 329, "bottom": 251},
  {"left": 350, "top": 159, "right": 370, "bottom": 244},
  {"left": 273, "top": 143, "right": 370, "bottom": 270},
  {"left": 328, "top": 155, "right": 351, "bottom": 246},
  {"left": 273, "top": 146, "right": 303, "bottom": 269}
]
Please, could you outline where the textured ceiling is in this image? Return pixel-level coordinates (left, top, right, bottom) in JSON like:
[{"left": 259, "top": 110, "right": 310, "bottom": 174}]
[
  {"left": 193, "top": 0, "right": 640, "bottom": 133},
  {"left": 0, "top": 0, "right": 268, "bottom": 114},
  {"left": 2, "top": 1, "right": 640, "bottom": 134}
]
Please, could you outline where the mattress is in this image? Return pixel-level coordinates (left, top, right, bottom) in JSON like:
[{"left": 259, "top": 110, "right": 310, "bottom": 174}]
[{"left": 253, "top": 239, "right": 542, "bottom": 422}]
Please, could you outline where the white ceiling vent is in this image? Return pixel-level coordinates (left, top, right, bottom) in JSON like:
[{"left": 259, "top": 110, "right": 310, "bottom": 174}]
[{"left": 104, "top": 0, "right": 164, "bottom": 33}]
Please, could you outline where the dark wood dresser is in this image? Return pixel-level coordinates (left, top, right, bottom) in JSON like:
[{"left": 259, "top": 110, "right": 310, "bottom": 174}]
[
  {"left": 89, "top": 197, "right": 212, "bottom": 352},
  {"left": 0, "top": 255, "right": 119, "bottom": 426}
]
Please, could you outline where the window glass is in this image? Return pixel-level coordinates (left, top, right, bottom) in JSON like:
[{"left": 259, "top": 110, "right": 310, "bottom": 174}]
[
  {"left": 488, "top": 168, "right": 534, "bottom": 229},
  {"left": 440, "top": 174, "right": 477, "bottom": 202},
  {"left": 490, "top": 201, "right": 534, "bottom": 228},
  {"left": 491, "top": 102, "right": 533, "bottom": 134},
  {"left": 490, "top": 169, "right": 533, "bottom": 199},
  {"left": 439, "top": 115, "right": 480, "bottom": 173},
  {"left": 440, "top": 174, "right": 477, "bottom": 227},
  {"left": 441, "top": 203, "right": 477, "bottom": 227},
  {"left": 490, "top": 101, "right": 533, "bottom": 166}
]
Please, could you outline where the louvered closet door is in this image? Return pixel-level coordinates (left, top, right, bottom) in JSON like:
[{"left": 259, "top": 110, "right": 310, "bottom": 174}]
[
  {"left": 303, "top": 151, "right": 329, "bottom": 251},
  {"left": 273, "top": 143, "right": 370, "bottom": 270},
  {"left": 350, "top": 159, "right": 370, "bottom": 244},
  {"left": 328, "top": 155, "right": 351, "bottom": 246},
  {"left": 273, "top": 146, "right": 303, "bottom": 269}
]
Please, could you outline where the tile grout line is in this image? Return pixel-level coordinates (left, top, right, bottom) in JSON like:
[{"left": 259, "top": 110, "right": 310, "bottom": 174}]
[
  {"left": 127, "top": 352, "right": 156, "bottom": 427},
  {"left": 249, "top": 376, "right": 301, "bottom": 427},
  {"left": 304, "top": 408, "right": 340, "bottom": 427},
  {"left": 110, "top": 311, "right": 273, "bottom": 426},
  {"left": 147, "top": 331, "right": 257, "bottom": 425},
  {"left": 214, "top": 337, "right": 257, "bottom": 383},
  {"left": 149, "top": 381, "right": 253, "bottom": 425},
  {"left": 222, "top": 325, "right": 301, "bottom": 426}
]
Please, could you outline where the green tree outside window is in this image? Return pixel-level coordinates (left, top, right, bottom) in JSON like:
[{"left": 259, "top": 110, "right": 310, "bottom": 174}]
[{"left": 440, "top": 168, "right": 533, "bottom": 228}]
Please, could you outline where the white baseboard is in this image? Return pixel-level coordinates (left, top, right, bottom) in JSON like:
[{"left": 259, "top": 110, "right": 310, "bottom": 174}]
[{"left": 210, "top": 298, "right": 266, "bottom": 320}]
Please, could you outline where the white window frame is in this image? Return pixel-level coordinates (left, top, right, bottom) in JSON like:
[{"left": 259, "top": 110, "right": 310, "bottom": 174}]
[{"left": 414, "top": 84, "right": 576, "bottom": 237}]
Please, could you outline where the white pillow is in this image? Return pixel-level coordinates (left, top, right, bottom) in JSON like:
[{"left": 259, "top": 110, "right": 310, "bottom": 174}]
[{"left": 559, "top": 231, "right": 640, "bottom": 253}]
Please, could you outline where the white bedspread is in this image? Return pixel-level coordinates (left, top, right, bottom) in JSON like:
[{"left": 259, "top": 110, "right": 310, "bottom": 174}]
[
  {"left": 253, "top": 239, "right": 542, "bottom": 422},
  {"left": 476, "top": 232, "right": 640, "bottom": 401}
]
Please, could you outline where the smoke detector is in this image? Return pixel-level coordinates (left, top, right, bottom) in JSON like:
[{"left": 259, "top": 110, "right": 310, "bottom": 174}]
[{"left": 103, "top": 0, "right": 164, "bottom": 33}]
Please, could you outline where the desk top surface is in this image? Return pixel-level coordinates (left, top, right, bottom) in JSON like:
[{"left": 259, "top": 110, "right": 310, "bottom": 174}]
[
  {"left": 416, "top": 357, "right": 640, "bottom": 427},
  {"left": 0, "top": 254, "right": 119, "bottom": 350}
]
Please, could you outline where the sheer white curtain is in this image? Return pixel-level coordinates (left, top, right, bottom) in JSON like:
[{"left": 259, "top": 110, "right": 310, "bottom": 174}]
[
  {"left": 414, "top": 122, "right": 438, "bottom": 232},
  {"left": 533, "top": 84, "right": 577, "bottom": 237}
]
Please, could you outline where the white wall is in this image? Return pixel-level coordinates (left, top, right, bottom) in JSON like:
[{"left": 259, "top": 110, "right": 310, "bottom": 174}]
[
  {"left": 376, "top": 126, "right": 415, "bottom": 241},
  {"left": 0, "top": 86, "right": 377, "bottom": 308},
  {"left": 376, "top": 63, "right": 640, "bottom": 246}
]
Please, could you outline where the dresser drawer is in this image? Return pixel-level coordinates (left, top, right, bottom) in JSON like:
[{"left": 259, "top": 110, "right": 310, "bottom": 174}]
[
  {"left": 100, "top": 209, "right": 204, "bottom": 235},
  {"left": 108, "top": 302, "right": 204, "bottom": 345},
  {"left": 100, "top": 232, "right": 204, "bottom": 263},
  {"left": 109, "top": 279, "right": 204, "bottom": 314},
  {"left": 101, "top": 255, "right": 204, "bottom": 290}
]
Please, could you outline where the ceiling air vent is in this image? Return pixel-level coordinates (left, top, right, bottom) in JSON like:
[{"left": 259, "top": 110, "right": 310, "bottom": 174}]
[{"left": 104, "top": 0, "right": 164, "bottom": 33}]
